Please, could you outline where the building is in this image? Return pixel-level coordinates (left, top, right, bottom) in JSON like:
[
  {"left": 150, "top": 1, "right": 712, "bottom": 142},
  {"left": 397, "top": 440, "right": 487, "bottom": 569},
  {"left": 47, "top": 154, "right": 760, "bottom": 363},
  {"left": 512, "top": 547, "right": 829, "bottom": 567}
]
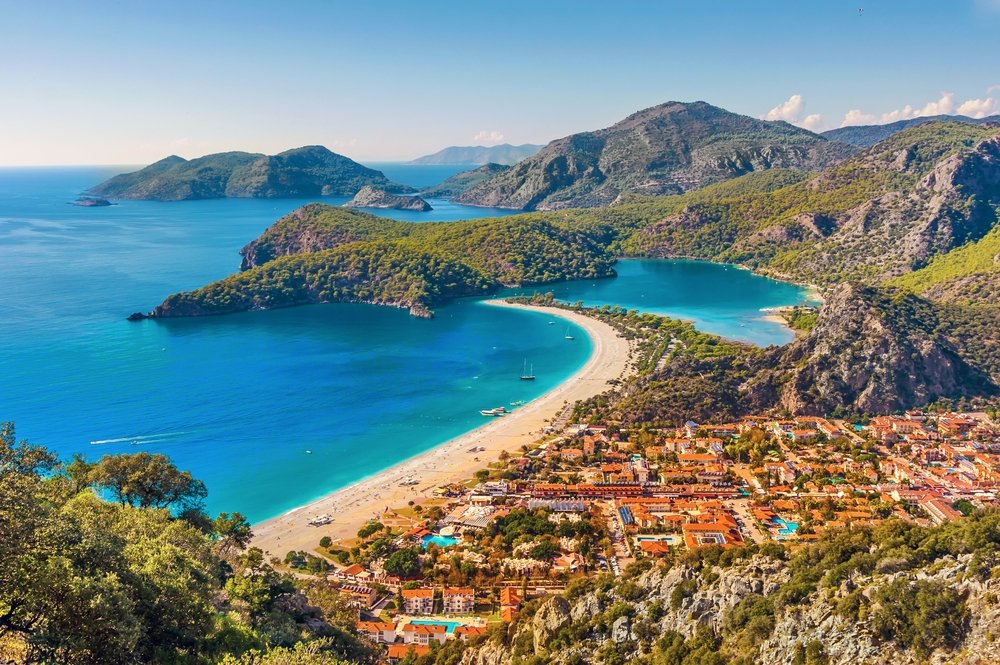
[
  {"left": 355, "top": 621, "right": 396, "bottom": 644},
  {"left": 442, "top": 587, "right": 475, "bottom": 614},
  {"left": 499, "top": 588, "right": 522, "bottom": 612},
  {"left": 402, "top": 588, "right": 436, "bottom": 615},
  {"left": 339, "top": 584, "right": 376, "bottom": 610},
  {"left": 401, "top": 623, "right": 448, "bottom": 645},
  {"left": 387, "top": 644, "right": 430, "bottom": 662},
  {"left": 454, "top": 625, "right": 488, "bottom": 641}
]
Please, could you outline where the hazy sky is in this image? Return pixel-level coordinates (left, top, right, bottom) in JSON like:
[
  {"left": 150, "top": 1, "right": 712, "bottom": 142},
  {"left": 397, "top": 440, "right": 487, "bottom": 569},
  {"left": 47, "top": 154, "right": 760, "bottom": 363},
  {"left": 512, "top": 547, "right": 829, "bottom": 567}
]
[{"left": 2, "top": 0, "right": 999, "bottom": 165}]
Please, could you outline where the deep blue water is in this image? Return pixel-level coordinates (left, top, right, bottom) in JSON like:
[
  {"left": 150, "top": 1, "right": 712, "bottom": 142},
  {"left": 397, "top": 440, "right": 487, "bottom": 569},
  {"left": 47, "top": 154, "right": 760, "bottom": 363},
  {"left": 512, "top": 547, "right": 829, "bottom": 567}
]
[{"left": 0, "top": 166, "right": 810, "bottom": 522}]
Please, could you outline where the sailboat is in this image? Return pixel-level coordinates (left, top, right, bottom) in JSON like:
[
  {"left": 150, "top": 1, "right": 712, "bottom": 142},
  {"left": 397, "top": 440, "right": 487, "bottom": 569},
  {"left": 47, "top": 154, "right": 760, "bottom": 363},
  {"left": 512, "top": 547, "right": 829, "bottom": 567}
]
[
  {"left": 564, "top": 326, "right": 575, "bottom": 340},
  {"left": 520, "top": 359, "right": 535, "bottom": 381}
]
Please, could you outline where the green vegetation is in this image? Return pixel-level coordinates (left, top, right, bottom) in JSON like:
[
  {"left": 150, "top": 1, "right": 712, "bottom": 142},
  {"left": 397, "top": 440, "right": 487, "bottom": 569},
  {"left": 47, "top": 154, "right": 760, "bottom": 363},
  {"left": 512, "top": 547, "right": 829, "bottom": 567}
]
[
  {"left": 157, "top": 212, "right": 616, "bottom": 317},
  {"left": 478, "top": 512, "right": 1000, "bottom": 664},
  {"left": 891, "top": 224, "right": 1000, "bottom": 303},
  {"left": 0, "top": 422, "right": 376, "bottom": 664},
  {"left": 88, "top": 146, "right": 408, "bottom": 201}
]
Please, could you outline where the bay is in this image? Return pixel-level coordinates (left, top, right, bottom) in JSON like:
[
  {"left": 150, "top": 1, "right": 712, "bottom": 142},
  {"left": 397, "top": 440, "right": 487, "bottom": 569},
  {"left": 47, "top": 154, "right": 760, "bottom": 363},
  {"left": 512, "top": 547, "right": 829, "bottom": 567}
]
[{"left": 0, "top": 166, "right": 810, "bottom": 522}]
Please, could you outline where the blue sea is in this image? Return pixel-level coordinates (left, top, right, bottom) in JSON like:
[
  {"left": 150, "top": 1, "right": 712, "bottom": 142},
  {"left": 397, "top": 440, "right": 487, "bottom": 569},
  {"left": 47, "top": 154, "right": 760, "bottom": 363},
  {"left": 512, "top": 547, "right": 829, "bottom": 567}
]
[{"left": 0, "top": 165, "right": 812, "bottom": 522}]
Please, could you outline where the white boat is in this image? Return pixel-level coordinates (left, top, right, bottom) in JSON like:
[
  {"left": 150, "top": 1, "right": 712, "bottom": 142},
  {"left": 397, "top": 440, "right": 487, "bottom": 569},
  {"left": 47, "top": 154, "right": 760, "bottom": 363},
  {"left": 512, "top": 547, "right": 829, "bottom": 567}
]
[
  {"left": 564, "top": 326, "right": 575, "bottom": 340},
  {"left": 520, "top": 359, "right": 535, "bottom": 381},
  {"left": 480, "top": 407, "right": 507, "bottom": 416}
]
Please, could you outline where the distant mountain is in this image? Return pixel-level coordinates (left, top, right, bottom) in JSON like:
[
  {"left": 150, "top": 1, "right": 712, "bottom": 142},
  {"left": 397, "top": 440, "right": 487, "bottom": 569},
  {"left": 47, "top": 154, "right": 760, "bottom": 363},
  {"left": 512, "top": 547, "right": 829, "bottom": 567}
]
[
  {"left": 822, "top": 114, "right": 1000, "bottom": 147},
  {"left": 454, "top": 101, "right": 856, "bottom": 211},
  {"left": 406, "top": 144, "right": 543, "bottom": 166},
  {"left": 420, "top": 163, "right": 511, "bottom": 198},
  {"left": 88, "top": 146, "right": 410, "bottom": 201}
]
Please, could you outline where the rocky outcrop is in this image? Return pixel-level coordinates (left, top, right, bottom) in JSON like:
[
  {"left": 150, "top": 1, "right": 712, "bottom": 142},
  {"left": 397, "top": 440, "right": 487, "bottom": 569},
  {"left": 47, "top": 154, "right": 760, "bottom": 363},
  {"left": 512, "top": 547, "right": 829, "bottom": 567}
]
[
  {"left": 531, "top": 596, "right": 571, "bottom": 652},
  {"left": 72, "top": 196, "right": 112, "bottom": 207},
  {"left": 455, "top": 101, "right": 854, "bottom": 210},
  {"left": 743, "top": 283, "right": 997, "bottom": 414},
  {"left": 343, "top": 185, "right": 431, "bottom": 211},
  {"left": 87, "top": 146, "right": 409, "bottom": 201},
  {"left": 462, "top": 549, "right": 1000, "bottom": 665}
]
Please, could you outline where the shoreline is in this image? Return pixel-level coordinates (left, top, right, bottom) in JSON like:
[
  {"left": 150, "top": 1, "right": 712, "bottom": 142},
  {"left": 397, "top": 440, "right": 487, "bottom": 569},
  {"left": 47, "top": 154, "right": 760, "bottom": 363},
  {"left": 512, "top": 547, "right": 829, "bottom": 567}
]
[{"left": 249, "top": 300, "right": 632, "bottom": 558}]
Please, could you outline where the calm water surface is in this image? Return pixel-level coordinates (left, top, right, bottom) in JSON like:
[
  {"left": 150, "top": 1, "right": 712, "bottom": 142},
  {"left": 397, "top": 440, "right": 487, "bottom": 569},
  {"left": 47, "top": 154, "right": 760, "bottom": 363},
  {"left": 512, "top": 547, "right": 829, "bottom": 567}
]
[{"left": 0, "top": 166, "right": 809, "bottom": 521}]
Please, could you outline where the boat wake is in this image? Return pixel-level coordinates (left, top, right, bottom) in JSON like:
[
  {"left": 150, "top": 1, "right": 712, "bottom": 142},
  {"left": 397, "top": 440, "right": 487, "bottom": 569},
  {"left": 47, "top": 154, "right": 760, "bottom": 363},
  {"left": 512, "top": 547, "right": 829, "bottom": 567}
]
[{"left": 89, "top": 431, "right": 191, "bottom": 445}]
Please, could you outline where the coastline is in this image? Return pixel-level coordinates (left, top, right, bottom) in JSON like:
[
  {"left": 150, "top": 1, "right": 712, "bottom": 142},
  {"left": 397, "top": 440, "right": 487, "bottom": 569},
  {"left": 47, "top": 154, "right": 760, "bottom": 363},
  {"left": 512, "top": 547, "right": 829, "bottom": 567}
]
[{"left": 249, "top": 299, "right": 632, "bottom": 558}]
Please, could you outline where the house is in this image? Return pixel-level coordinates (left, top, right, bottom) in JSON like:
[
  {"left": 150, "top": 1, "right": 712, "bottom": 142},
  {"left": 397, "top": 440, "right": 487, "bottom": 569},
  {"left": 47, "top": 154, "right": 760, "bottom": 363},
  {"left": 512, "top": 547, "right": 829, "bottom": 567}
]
[
  {"left": 402, "top": 588, "right": 436, "bottom": 615},
  {"left": 552, "top": 552, "right": 585, "bottom": 573},
  {"left": 454, "top": 625, "right": 488, "bottom": 641},
  {"left": 442, "top": 587, "right": 475, "bottom": 614},
  {"left": 401, "top": 623, "right": 448, "bottom": 645},
  {"left": 499, "top": 588, "right": 522, "bottom": 612},
  {"left": 355, "top": 621, "right": 396, "bottom": 644},
  {"left": 339, "top": 584, "right": 376, "bottom": 610},
  {"left": 387, "top": 644, "right": 430, "bottom": 662},
  {"left": 335, "top": 563, "right": 371, "bottom": 584}
]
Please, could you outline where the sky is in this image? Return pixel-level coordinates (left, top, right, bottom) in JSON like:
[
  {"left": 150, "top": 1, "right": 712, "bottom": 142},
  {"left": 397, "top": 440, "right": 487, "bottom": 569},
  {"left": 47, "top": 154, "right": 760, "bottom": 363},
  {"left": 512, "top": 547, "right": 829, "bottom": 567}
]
[{"left": 1, "top": 0, "right": 999, "bottom": 165}]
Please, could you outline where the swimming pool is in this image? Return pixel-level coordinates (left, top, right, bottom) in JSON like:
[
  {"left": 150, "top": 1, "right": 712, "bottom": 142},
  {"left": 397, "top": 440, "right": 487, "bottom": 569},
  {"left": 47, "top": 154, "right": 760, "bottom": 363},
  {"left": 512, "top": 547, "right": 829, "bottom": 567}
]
[
  {"left": 410, "top": 619, "right": 463, "bottom": 633},
  {"left": 422, "top": 533, "right": 460, "bottom": 549},
  {"left": 774, "top": 517, "right": 799, "bottom": 537}
]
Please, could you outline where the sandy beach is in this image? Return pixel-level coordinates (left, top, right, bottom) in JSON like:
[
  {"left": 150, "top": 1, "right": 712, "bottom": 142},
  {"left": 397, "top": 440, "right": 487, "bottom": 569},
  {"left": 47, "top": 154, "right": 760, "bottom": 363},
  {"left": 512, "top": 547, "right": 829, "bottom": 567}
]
[{"left": 250, "top": 300, "right": 632, "bottom": 558}]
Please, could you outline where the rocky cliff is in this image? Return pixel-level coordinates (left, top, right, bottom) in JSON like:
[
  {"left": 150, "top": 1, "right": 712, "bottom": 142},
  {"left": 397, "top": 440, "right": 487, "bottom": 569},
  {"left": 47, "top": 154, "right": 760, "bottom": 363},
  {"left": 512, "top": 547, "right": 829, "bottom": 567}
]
[
  {"left": 344, "top": 185, "right": 431, "bottom": 211},
  {"left": 461, "top": 513, "right": 1000, "bottom": 664},
  {"left": 87, "top": 146, "right": 408, "bottom": 200},
  {"left": 744, "top": 284, "right": 997, "bottom": 414},
  {"left": 455, "top": 101, "right": 854, "bottom": 210}
]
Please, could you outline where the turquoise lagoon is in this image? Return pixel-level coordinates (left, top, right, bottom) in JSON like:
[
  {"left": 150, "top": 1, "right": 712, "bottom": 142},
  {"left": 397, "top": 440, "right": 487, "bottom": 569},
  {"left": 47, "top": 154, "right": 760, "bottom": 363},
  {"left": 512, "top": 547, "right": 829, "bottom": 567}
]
[{"left": 0, "top": 166, "right": 812, "bottom": 522}]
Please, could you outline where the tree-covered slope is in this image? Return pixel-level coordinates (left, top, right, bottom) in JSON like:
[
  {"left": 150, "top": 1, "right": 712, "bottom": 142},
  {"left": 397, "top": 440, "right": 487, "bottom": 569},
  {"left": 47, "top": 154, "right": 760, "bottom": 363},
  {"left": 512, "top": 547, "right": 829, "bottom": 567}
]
[
  {"left": 88, "top": 146, "right": 409, "bottom": 201},
  {"left": 454, "top": 101, "right": 854, "bottom": 211},
  {"left": 151, "top": 207, "right": 617, "bottom": 318}
]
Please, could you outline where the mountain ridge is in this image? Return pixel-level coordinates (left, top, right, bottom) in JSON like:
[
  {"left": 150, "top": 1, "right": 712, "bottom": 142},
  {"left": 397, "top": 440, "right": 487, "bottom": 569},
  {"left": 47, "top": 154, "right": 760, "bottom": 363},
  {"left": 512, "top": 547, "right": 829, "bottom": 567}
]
[
  {"left": 454, "top": 101, "right": 856, "bottom": 211},
  {"left": 406, "top": 143, "right": 543, "bottom": 165},
  {"left": 822, "top": 113, "right": 1000, "bottom": 147}
]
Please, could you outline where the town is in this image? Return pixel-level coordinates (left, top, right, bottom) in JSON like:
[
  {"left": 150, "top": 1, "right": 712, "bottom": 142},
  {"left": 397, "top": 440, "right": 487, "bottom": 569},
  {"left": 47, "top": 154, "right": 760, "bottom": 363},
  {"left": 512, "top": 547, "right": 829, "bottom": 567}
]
[{"left": 285, "top": 409, "right": 1000, "bottom": 661}]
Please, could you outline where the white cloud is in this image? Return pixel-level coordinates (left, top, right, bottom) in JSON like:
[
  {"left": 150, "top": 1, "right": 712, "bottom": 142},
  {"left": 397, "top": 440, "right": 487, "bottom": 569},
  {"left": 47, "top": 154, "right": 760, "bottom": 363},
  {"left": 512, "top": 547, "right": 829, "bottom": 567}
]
[
  {"left": 473, "top": 130, "right": 505, "bottom": 145},
  {"left": 763, "top": 94, "right": 825, "bottom": 131},
  {"left": 800, "top": 114, "right": 824, "bottom": 131},
  {"left": 988, "top": 84, "right": 1000, "bottom": 94},
  {"left": 765, "top": 94, "right": 805, "bottom": 123},
  {"left": 879, "top": 92, "right": 955, "bottom": 123},
  {"left": 840, "top": 109, "right": 877, "bottom": 127},
  {"left": 838, "top": 91, "right": 992, "bottom": 127},
  {"left": 957, "top": 97, "right": 998, "bottom": 118}
]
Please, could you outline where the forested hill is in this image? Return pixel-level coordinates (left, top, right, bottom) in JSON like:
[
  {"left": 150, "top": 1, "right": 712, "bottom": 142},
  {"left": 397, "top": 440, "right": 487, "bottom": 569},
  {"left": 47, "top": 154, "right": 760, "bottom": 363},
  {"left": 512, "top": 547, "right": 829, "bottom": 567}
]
[
  {"left": 151, "top": 206, "right": 617, "bottom": 318},
  {"left": 87, "top": 145, "right": 409, "bottom": 201},
  {"left": 453, "top": 101, "right": 855, "bottom": 210}
]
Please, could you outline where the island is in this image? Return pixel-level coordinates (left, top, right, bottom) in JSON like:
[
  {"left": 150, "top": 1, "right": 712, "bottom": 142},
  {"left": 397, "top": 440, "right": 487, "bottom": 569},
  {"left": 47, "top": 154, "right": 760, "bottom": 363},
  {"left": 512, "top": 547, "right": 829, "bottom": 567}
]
[
  {"left": 344, "top": 185, "right": 432, "bottom": 211},
  {"left": 72, "top": 196, "right": 112, "bottom": 207},
  {"left": 86, "top": 145, "right": 411, "bottom": 201}
]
